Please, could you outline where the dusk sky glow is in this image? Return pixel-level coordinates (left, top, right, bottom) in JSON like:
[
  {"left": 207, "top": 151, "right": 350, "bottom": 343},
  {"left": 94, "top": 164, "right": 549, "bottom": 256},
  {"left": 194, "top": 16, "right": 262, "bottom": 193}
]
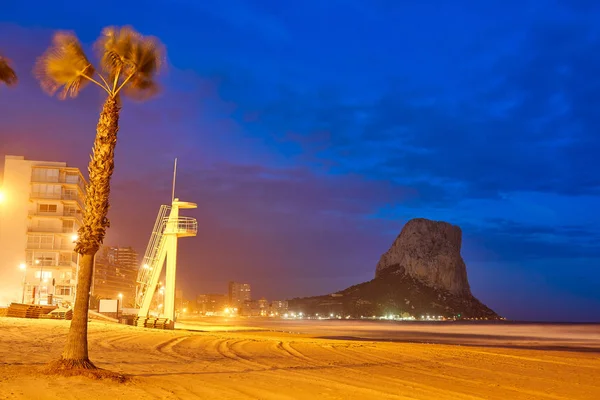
[{"left": 1, "top": 0, "right": 599, "bottom": 321}]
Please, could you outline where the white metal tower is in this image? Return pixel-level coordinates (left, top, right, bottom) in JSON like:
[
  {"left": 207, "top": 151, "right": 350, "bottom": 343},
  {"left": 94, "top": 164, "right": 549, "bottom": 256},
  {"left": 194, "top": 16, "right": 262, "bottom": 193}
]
[{"left": 135, "top": 160, "right": 197, "bottom": 325}]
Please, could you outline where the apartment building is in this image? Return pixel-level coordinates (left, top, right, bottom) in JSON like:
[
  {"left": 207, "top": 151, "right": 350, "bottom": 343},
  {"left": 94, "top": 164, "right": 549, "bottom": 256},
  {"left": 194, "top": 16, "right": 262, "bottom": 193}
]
[
  {"left": 197, "top": 293, "right": 228, "bottom": 315},
  {"left": 228, "top": 281, "right": 251, "bottom": 310},
  {"left": 240, "top": 297, "right": 269, "bottom": 317},
  {"left": 0, "top": 155, "right": 86, "bottom": 306},
  {"left": 270, "top": 300, "right": 288, "bottom": 316},
  {"left": 92, "top": 246, "right": 139, "bottom": 308}
]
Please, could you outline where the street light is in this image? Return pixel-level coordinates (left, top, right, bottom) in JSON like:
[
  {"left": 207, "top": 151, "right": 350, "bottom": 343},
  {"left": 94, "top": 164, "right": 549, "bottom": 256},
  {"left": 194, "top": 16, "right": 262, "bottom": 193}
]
[
  {"left": 19, "top": 263, "right": 26, "bottom": 303},
  {"left": 0, "top": 190, "right": 5, "bottom": 204}
]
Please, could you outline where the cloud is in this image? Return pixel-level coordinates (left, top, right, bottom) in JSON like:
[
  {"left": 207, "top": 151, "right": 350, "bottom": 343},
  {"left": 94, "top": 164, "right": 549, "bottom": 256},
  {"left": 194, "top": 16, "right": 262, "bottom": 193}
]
[
  {"left": 463, "top": 218, "right": 600, "bottom": 262},
  {"left": 211, "top": 14, "right": 600, "bottom": 203}
]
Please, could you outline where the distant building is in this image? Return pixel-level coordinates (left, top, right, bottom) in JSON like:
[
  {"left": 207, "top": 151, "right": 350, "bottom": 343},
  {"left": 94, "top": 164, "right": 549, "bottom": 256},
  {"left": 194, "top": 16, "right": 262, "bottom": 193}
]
[
  {"left": 0, "top": 155, "right": 86, "bottom": 307},
  {"left": 257, "top": 298, "right": 268, "bottom": 316},
  {"left": 175, "top": 288, "right": 184, "bottom": 312},
  {"left": 270, "top": 300, "right": 288, "bottom": 316},
  {"left": 92, "top": 246, "right": 138, "bottom": 307},
  {"left": 228, "top": 281, "right": 251, "bottom": 308},
  {"left": 197, "top": 293, "right": 228, "bottom": 315},
  {"left": 239, "top": 298, "right": 284, "bottom": 317},
  {"left": 240, "top": 300, "right": 260, "bottom": 316}
]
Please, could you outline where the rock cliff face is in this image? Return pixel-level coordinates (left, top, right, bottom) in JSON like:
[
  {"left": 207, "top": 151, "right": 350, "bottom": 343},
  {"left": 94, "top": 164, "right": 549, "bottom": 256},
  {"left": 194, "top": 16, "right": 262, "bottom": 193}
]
[
  {"left": 375, "top": 218, "right": 470, "bottom": 296},
  {"left": 287, "top": 217, "right": 500, "bottom": 319}
]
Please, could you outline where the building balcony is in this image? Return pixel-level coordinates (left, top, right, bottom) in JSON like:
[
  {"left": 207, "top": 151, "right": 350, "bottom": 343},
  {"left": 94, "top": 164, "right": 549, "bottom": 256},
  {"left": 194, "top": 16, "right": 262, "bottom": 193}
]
[
  {"left": 28, "top": 210, "right": 83, "bottom": 221},
  {"left": 26, "top": 243, "right": 76, "bottom": 251},
  {"left": 30, "top": 192, "right": 85, "bottom": 210},
  {"left": 27, "top": 260, "right": 76, "bottom": 268},
  {"left": 30, "top": 192, "right": 62, "bottom": 200},
  {"left": 30, "top": 175, "right": 86, "bottom": 193},
  {"left": 55, "top": 279, "right": 76, "bottom": 286},
  {"left": 27, "top": 226, "right": 78, "bottom": 234}
]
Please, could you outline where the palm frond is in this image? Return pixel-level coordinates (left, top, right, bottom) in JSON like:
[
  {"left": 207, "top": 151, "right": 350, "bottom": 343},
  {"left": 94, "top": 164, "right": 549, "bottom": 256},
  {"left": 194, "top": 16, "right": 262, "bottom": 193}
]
[
  {"left": 96, "top": 26, "right": 139, "bottom": 78},
  {"left": 122, "top": 76, "right": 160, "bottom": 101},
  {"left": 35, "top": 32, "right": 95, "bottom": 99},
  {"left": 0, "top": 55, "right": 18, "bottom": 87},
  {"left": 96, "top": 25, "right": 165, "bottom": 100},
  {"left": 127, "top": 34, "right": 164, "bottom": 79}
]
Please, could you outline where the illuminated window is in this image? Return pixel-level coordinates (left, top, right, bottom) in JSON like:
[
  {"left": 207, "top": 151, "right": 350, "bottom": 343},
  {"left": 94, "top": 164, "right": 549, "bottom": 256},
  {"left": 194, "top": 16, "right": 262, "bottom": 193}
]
[{"left": 35, "top": 271, "right": 53, "bottom": 279}]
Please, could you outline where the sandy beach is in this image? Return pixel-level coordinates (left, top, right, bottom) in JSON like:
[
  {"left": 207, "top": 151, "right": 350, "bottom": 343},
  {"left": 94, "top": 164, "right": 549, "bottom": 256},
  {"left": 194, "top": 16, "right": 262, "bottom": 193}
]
[{"left": 1, "top": 317, "right": 599, "bottom": 399}]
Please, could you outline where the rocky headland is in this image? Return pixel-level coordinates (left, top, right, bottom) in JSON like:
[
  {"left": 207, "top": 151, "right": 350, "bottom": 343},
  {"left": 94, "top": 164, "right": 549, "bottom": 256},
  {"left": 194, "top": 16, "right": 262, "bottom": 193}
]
[{"left": 288, "top": 218, "right": 500, "bottom": 319}]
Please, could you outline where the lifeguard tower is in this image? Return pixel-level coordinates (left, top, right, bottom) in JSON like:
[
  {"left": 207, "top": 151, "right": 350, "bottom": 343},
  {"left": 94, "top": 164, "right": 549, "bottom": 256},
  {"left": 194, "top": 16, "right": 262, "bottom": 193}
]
[{"left": 134, "top": 160, "right": 197, "bottom": 329}]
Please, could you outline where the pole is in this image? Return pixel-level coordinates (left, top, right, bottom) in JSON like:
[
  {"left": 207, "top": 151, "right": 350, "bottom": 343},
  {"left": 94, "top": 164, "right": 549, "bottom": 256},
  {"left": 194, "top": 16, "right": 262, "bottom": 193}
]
[
  {"left": 21, "top": 268, "right": 26, "bottom": 303},
  {"left": 38, "top": 259, "right": 43, "bottom": 305},
  {"left": 171, "top": 158, "right": 178, "bottom": 203}
]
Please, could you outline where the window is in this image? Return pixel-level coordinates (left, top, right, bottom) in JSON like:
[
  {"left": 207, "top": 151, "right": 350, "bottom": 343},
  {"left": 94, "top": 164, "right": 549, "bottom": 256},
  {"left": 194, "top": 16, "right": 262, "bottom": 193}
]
[
  {"left": 64, "top": 205, "right": 78, "bottom": 216},
  {"left": 35, "top": 271, "right": 53, "bottom": 279},
  {"left": 38, "top": 204, "right": 58, "bottom": 213},
  {"left": 31, "top": 253, "right": 56, "bottom": 266},
  {"left": 59, "top": 254, "right": 72, "bottom": 266},
  {"left": 63, "top": 189, "right": 77, "bottom": 199},
  {"left": 32, "top": 184, "right": 61, "bottom": 199},
  {"left": 63, "top": 220, "right": 75, "bottom": 233},
  {"left": 34, "top": 219, "right": 55, "bottom": 231},
  {"left": 56, "top": 286, "right": 71, "bottom": 296},
  {"left": 32, "top": 168, "right": 59, "bottom": 183},
  {"left": 27, "top": 235, "right": 55, "bottom": 249},
  {"left": 59, "top": 272, "right": 73, "bottom": 280},
  {"left": 65, "top": 173, "right": 79, "bottom": 184}
]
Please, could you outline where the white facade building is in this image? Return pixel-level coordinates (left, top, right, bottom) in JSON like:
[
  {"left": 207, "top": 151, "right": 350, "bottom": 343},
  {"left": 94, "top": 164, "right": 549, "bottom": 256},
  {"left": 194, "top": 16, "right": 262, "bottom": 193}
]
[{"left": 0, "top": 155, "right": 86, "bottom": 307}]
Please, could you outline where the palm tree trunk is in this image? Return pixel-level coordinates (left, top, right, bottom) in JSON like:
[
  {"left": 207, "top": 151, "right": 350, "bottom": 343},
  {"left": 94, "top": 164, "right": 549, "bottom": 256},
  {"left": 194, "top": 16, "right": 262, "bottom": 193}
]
[
  {"left": 60, "top": 253, "right": 95, "bottom": 367},
  {"left": 59, "top": 95, "right": 120, "bottom": 368}
]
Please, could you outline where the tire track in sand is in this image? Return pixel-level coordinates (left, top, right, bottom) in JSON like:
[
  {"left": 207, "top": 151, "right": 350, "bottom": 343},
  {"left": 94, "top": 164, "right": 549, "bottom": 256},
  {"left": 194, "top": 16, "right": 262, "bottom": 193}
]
[
  {"left": 215, "top": 338, "right": 268, "bottom": 370},
  {"left": 153, "top": 336, "right": 194, "bottom": 361},
  {"left": 92, "top": 332, "right": 138, "bottom": 351},
  {"left": 275, "top": 340, "right": 324, "bottom": 367}
]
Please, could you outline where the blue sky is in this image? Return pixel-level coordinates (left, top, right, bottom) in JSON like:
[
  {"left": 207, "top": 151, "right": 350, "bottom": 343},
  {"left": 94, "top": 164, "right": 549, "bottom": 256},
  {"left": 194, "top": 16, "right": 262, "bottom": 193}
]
[{"left": 1, "top": 0, "right": 599, "bottom": 321}]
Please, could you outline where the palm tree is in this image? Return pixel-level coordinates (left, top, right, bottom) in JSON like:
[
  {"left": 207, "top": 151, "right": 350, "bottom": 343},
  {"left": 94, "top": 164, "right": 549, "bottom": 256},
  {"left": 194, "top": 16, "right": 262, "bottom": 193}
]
[
  {"left": 0, "top": 54, "right": 18, "bottom": 87},
  {"left": 35, "top": 26, "right": 164, "bottom": 371}
]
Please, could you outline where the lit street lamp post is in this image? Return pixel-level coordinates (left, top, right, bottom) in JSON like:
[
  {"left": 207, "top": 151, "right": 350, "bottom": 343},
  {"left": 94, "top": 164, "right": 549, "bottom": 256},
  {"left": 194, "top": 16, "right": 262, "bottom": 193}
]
[{"left": 118, "top": 293, "right": 123, "bottom": 314}]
